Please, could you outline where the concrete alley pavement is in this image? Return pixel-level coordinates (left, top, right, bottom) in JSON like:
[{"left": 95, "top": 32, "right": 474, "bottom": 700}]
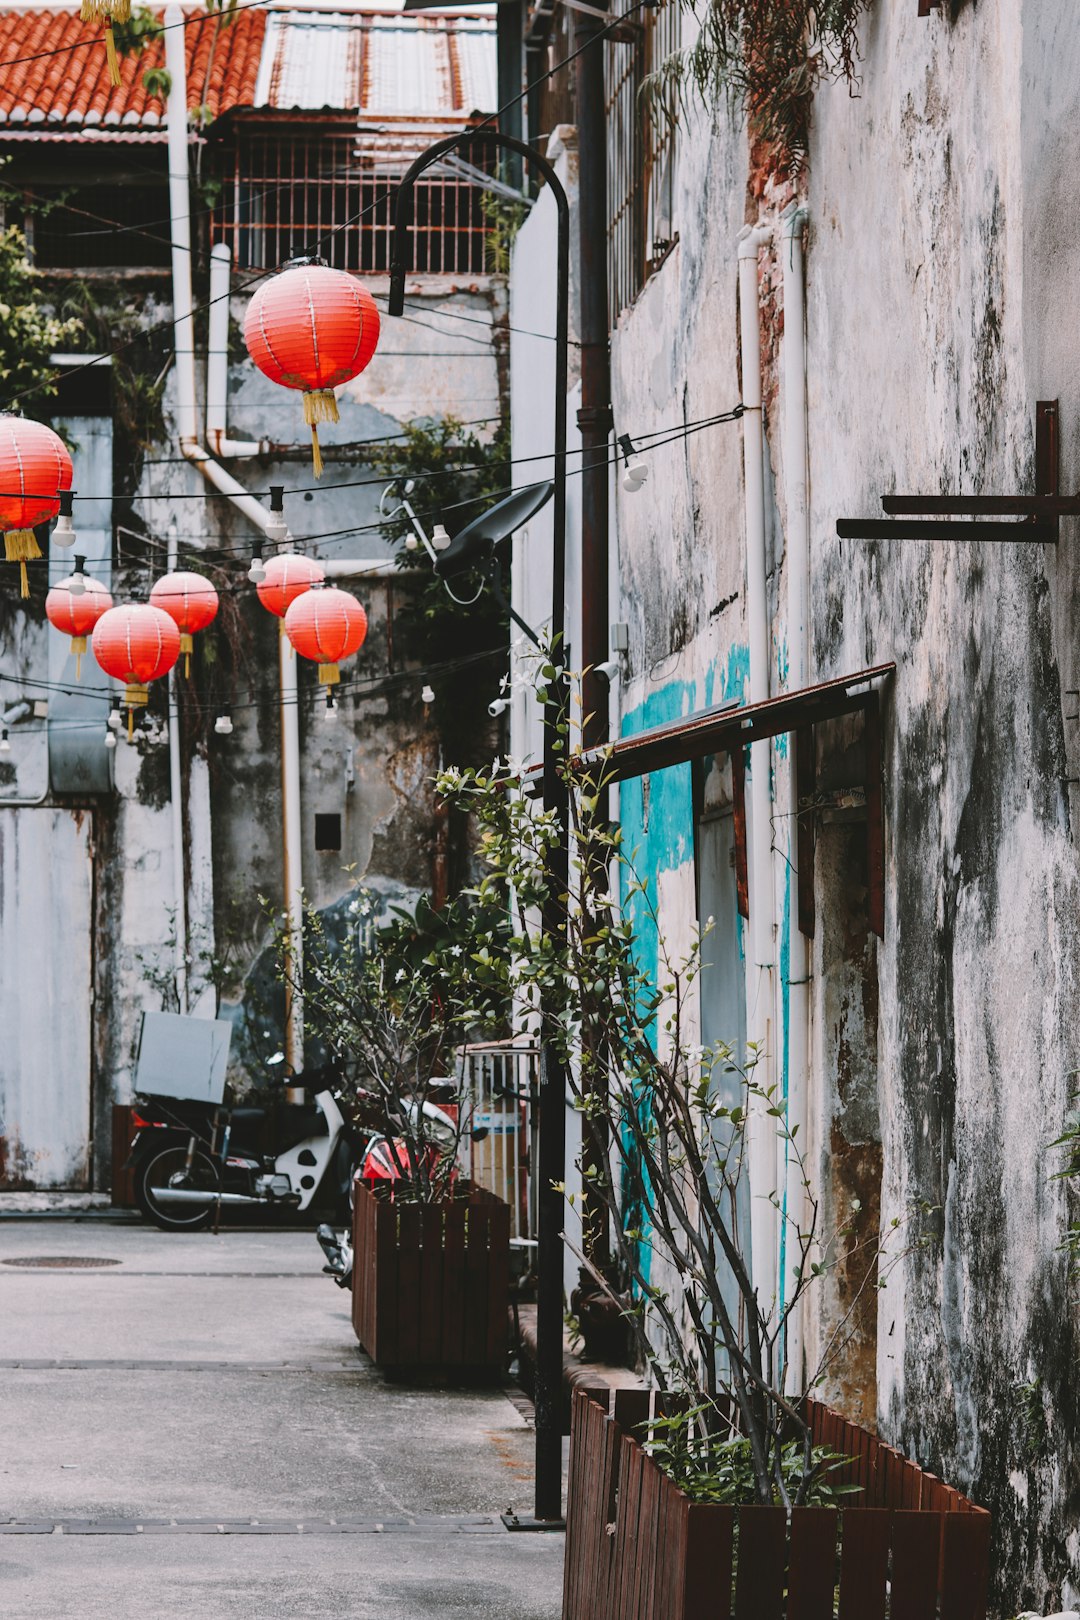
[{"left": 0, "top": 1216, "right": 564, "bottom": 1619}]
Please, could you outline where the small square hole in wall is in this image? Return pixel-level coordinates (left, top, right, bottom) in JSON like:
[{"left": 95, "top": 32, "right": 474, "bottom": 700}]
[{"left": 314, "top": 813, "right": 342, "bottom": 852}]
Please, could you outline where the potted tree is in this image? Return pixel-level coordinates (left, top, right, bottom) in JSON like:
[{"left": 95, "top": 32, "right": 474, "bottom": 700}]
[
  {"left": 277, "top": 891, "right": 513, "bottom": 1374},
  {"left": 438, "top": 684, "right": 992, "bottom": 1618}
]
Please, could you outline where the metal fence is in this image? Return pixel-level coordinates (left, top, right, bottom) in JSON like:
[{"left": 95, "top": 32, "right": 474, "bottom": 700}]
[
  {"left": 458, "top": 1041, "right": 539, "bottom": 1248},
  {"left": 212, "top": 123, "right": 495, "bottom": 276},
  {"left": 605, "top": 0, "right": 679, "bottom": 322}
]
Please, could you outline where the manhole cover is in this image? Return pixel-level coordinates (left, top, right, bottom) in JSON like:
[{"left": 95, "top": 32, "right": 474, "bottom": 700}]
[{"left": 1, "top": 1256, "right": 121, "bottom": 1269}]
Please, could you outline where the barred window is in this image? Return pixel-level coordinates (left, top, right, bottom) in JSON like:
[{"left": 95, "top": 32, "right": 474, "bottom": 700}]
[
  {"left": 211, "top": 125, "right": 494, "bottom": 277},
  {"left": 605, "top": 0, "right": 679, "bottom": 323}
]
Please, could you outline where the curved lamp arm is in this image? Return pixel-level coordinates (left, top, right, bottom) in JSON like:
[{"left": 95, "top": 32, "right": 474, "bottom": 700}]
[{"left": 387, "top": 128, "right": 570, "bottom": 689}]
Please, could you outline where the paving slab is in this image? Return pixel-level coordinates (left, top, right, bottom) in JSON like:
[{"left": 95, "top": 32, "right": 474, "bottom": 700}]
[{"left": 0, "top": 1217, "right": 563, "bottom": 1619}]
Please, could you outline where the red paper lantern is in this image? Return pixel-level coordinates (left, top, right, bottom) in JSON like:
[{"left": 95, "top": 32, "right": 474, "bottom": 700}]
[
  {"left": 255, "top": 553, "right": 325, "bottom": 621},
  {"left": 150, "top": 570, "right": 220, "bottom": 677},
  {"left": 284, "top": 586, "right": 368, "bottom": 685},
  {"left": 91, "top": 603, "right": 181, "bottom": 734},
  {"left": 0, "top": 416, "right": 74, "bottom": 597},
  {"left": 45, "top": 573, "right": 113, "bottom": 679},
  {"left": 243, "top": 262, "right": 380, "bottom": 477}
]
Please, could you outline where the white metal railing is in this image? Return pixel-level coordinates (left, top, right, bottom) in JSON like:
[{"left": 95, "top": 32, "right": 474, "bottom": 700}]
[{"left": 458, "top": 1041, "right": 539, "bottom": 1246}]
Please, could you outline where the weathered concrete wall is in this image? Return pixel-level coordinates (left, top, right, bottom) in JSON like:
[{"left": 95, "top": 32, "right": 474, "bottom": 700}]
[
  {"left": 0, "top": 265, "right": 507, "bottom": 1184},
  {"left": 529, "top": 0, "right": 1080, "bottom": 1605}
]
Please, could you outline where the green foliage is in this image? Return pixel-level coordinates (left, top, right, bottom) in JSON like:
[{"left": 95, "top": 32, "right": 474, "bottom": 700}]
[
  {"left": 1050, "top": 1095, "right": 1080, "bottom": 1265},
  {"left": 112, "top": 6, "right": 172, "bottom": 98},
  {"left": 644, "top": 1408, "right": 858, "bottom": 1507},
  {"left": 267, "top": 887, "right": 511, "bottom": 1201},
  {"left": 1011, "top": 1377, "right": 1048, "bottom": 1466},
  {"left": 370, "top": 415, "right": 511, "bottom": 766},
  {"left": 437, "top": 655, "right": 918, "bottom": 1506},
  {"left": 644, "top": 0, "right": 872, "bottom": 178},
  {"left": 0, "top": 225, "right": 81, "bottom": 405},
  {"left": 481, "top": 192, "right": 528, "bottom": 275}
]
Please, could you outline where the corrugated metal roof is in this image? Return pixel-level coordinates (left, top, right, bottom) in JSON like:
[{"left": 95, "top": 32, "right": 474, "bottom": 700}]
[{"left": 253, "top": 9, "right": 496, "bottom": 115}]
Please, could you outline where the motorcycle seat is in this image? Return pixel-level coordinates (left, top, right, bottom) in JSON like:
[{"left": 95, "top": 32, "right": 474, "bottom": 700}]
[{"left": 229, "top": 1106, "right": 266, "bottom": 1124}]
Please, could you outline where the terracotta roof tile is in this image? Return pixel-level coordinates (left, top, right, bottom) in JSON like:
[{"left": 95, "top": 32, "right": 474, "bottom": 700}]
[{"left": 0, "top": 7, "right": 267, "bottom": 131}]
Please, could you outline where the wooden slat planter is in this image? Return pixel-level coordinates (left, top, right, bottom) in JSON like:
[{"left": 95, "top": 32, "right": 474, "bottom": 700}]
[
  {"left": 562, "top": 1387, "right": 991, "bottom": 1620},
  {"left": 351, "top": 1180, "right": 510, "bottom": 1373}
]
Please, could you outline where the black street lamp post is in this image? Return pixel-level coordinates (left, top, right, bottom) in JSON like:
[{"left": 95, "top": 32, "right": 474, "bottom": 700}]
[{"left": 389, "top": 130, "right": 571, "bottom": 1525}]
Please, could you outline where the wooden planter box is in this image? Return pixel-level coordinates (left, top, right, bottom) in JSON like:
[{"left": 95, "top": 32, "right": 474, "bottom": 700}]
[
  {"left": 351, "top": 1181, "right": 510, "bottom": 1372},
  {"left": 111, "top": 1104, "right": 138, "bottom": 1207},
  {"left": 563, "top": 1387, "right": 991, "bottom": 1620}
]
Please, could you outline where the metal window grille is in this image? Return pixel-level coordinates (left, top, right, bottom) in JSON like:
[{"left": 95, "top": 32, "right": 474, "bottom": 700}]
[
  {"left": 458, "top": 1042, "right": 539, "bottom": 1247},
  {"left": 605, "top": 0, "right": 679, "bottom": 322},
  {"left": 212, "top": 124, "right": 496, "bottom": 276}
]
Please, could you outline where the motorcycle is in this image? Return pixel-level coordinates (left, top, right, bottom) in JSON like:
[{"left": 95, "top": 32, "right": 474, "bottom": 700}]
[{"left": 129, "top": 1060, "right": 364, "bottom": 1233}]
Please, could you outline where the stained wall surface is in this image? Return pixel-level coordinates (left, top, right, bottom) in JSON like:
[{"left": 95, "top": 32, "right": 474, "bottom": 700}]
[{"left": 509, "top": 2, "right": 1080, "bottom": 1606}]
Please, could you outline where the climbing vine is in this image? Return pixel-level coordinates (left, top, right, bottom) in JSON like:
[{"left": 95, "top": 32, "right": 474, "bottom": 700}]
[
  {"left": 645, "top": 0, "right": 873, "bottom": 177},
  {"left": 369, "top": 415, "right": 511, "bottom": 769}
]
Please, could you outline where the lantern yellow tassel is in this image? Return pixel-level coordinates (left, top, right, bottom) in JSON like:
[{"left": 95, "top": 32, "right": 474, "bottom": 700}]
[
  {"left": 180, "top": 630, "right": 193, "bottom": 679},
  {"left": 104, "top": 21, "right": 121, "bottom": 86},
  {"left": 317, "top": 663, "right": 341, "bottom": 686},
  {"left": 80, "top": 0, "right": 132, "bottom": 19},
  {"left": 5, "top": 529, "right": 41, "bottom": 599},
  {"left": 303, "top": 390, "right": 339, "bottom": 480},
  {"left": 72, "top": 635, "right": 87, "bottom": 681}
]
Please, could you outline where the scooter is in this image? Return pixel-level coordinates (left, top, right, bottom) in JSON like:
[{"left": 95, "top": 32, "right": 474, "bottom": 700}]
[{"left": 129, "top": 1063, "right": 362, "bottom": 1232}]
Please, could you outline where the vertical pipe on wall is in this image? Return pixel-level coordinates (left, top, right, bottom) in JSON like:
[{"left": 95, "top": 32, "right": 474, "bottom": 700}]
[
  {"left": 737, "top": 223, "right": 778, "bottom": 1307},
  {"left": 166, "top": 518, "right": 188, "bottom": 1014},
  {"left": 780, "top": 203, "right": 810, "bottom": 1389},
  {"left": 280, "top": 623, "right": 305, "bottom": 1084},
  {"left": 166, "top": 12, "right": 303, "bottom": 1064}
]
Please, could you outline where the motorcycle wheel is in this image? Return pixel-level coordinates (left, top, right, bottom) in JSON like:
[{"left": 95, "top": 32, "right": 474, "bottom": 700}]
[{"left": 136, "top": 1145, "right": 219, "bottom": 1232}]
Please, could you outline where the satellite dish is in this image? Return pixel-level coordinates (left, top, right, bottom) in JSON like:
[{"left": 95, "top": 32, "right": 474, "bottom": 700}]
[{"left": 434, "top": 482, "right": 554, "bottom": 579}]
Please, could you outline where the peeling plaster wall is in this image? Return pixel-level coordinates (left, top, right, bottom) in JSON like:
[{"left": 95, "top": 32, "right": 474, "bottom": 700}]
[{"left": 563, "top": 1, "right": 1080, "bottom": 1605}]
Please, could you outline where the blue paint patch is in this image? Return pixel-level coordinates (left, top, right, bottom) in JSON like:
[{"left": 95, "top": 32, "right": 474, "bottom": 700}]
[{"left": 618, "top": 646, "right": 751, "bottom": 1294}]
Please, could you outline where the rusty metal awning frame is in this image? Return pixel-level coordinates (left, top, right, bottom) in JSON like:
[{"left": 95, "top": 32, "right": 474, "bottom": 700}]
[{"left": 555, "top": 661, "right": 895, "bottom": 939}]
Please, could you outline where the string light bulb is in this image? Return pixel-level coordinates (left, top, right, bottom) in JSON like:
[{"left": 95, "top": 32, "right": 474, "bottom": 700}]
[
  {"left": 265, "top": 486, "right": 288, "bottom": 548},
  {"left": 68, "top": 554, "right": 88, "bottom": 597},
  {"left": 104, "top": 728, "right": 117, "bottom": 751},
  {"left": 324, "top": 689, "right": 339, "bottom": 723},
  {"left": 0, "top": 728, "right": 9, "bottom": 754},
  {"left": 618, "top": 433, "right": 648, "bottom": 494},
  {"left": 52, "top": 489, "right": 76, "bottom": 549},
  {"left": 431, "top": 524, "right": 451, "bottom": 552},
  {"left": 421, "top": 683, "right": 435, "bottom": 705},
  {"left": 107, "top": 697, "right": 122, "bottom": 733},
  {"left": 248, "top": 543, "right": 266, "bottom": 585},
  {"left": 214, "top": 707, "right": 234, "bottom": 736}
]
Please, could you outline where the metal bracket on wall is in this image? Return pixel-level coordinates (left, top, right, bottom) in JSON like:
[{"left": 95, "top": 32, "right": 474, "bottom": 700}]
[{"left": 836, "top": 400, "right": 1066, "bottom": 545}]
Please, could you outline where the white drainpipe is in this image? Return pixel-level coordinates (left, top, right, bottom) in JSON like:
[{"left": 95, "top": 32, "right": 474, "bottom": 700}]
[
  {"left": 737, "top": 223, "right": 778, "bottom": 1309},
  {"left": 164, "top": 7, "right": 305, "bottom": 1073},
  {"left": 780, "top": 202, "right": 810, "bottom": 1388},
  {"left": 166, "top": 516, "right": 188, "bottom": 1013},
  {"left": 207, "top": 243, "right": 265, "bottom": 459}
]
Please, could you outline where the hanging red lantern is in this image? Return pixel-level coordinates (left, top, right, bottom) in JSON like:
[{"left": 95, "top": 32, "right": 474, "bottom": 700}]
[
  {"left": 255, "top": 553, "right": 325, "bottom": 623},
  {"left": 243, "top": 261, "right": 380, "bottom": 477},
  {"left": 45, "top": 573, "right": 113, "bottom": 680},
  {"left": 91, "top": 603, "right": 181, "bottom": 736},
  {"left": 0, "top": 416, "right": 73, "bottom": 597},
  {"left": 150, "top": 570, "right": 220, "bottom": 678},
  {"left": 284, "top": 585, "right": 368, "bottom": 685}
]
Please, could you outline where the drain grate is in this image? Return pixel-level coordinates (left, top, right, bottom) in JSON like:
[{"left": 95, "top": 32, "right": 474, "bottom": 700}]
[{"left": 1, "top": 1256, "right": 121, "bottom": 1269}]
